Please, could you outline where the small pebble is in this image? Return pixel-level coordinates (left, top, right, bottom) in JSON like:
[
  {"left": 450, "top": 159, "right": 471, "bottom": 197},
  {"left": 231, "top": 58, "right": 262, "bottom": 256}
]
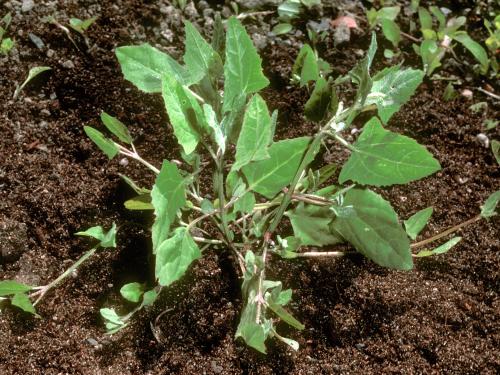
[
  {"left": 476, "top": 133, "right": 489, "bottom": 148},
  {"left": 461, "top": 89, "right": 473, "bottom": 99},
  {"left": 28, "top": 33, "right": 45, "bottom": 49},
  {"left": 86, "top": 338, "right": 99, "bottom": 347},
  {"left": 119, "top": 158, "right": 129, "bottom": 166},
  {"left": 62, "top": 60, "right": 75, "bottom": 69},
  {"left": 21, "top": 0, "right": 35, "bottom": 12},
  {"left": 46, "top": 49, "right": 55, "bottom": 58}
]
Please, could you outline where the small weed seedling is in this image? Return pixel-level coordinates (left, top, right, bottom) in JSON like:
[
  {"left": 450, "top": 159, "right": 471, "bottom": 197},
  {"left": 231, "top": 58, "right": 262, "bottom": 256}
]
[
  {"left": 2, "top": 18, "right": 499, "bottom": 354},
  {"left": 0, "top": 12, "right": 14, "bottom": 55},
  {"left": 273, "top": 0, "right": 321, "bottom": 35},
  {"left": 13, "top": 66, "right": 52, "bottom": 99}
]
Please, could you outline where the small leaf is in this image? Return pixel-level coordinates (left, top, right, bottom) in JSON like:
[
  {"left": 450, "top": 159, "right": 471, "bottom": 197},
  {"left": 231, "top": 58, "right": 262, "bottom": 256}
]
[
  {"left": 480, "top": 190, "right": 500, "bottom": 218},
  {"left": 266, "top": 300, "right": 304, "bottom": 330},
  {"left": 100, "top": 308, "right": 124, "bottom": 326},
  {"left": 377, "top": 6, "right": 401, "bottom": 21},
  {"left": 420, "top": 40, "right": 442, "bottom": 75},
  {"left": 13, "top": 66, "right": 52, "bottom": 98},
  {"left": 304, "top": 77, "right": 332, "bottom": 122},
  {"left": 404, "top": 207, "right": 433, "bottom": 240},
  {"left": 203, "top": 104, "right": 225, "bottom": 153},
  {"left": 155, "top": 228, "right": 201, "bottom": 286},
  {"left": 349, "top": 33, "right": 377, "bottom": 107},
  {"left": 243, "top": 137, "right": 312, "bottom": 199},
  {"left": 223, "top": 17, "right": 269, "bottom": 113},
  {"left": 116, "top": 44, "right": 190, "bottom": 93},
  {"left": 418, "top": 7, "right": 433, "bottom": 31},
  {"left": 11, "top": 293, "right": 37, "bottom": 315},
  {"left": 83, "top": 126, "right": 119, "bottom": 159},
  {"left": 235, "top": 289, "right": 270, "bottom": 354},
  {"left": 119, "top": 174, "right": 149, "bottom": 194},
  {"left": 201, "top": 199, "right": 215, "bottom": 214},
  {"left": 100, "top": 112, "right": 132, "bottom": 144},
  {"left": 339, "top": 117, "right": 441, "bottom": 186},
  {"left": 120, "top": 282, "right": 144, "bottom": 303},
  {"left": 151, "top": 161, "right": 186, "bottom": 253},
  {"left": 332, "top": 188, "right": 413, "bottom": 270},
  {"left": 452, "top": 32, "right": 489, "bottom": 74},
  {"left": 414, "top": 237, "right": 462, "bottom": 257},
  {"left": 124, "top": 194, "right": 153, "bottom": 210},
  {"left": 292, "top": 44, "right": 319, "bottom": 87},
  {"left": 141, "top": 290, "right": 158, "bottom": 307},
  {"left": 233, "top": 94, "right": 272, "bottom": 171},
  {"left": 75, "top": 223, "right": 117, "bottom": 248},
  {"left": 366, "top": 66, "right": 424, "bottom": 123},
  {"left": 380, "top": 19, "right": 401, "bottom": 47},
  {"left": 272, "top": 23, "right": 293, "bottom": 35},
  {"left": 0, "top": 280, "right": 32, "bottom": 296},
  {"left": 492, "top": 140, "right": 500, "bottom": 165},
  {"left": 234, "top": 192, "right": 256, "bottom": 214},
  {"left": 278, "top": 1, "right": 301, "bottom": 21}
]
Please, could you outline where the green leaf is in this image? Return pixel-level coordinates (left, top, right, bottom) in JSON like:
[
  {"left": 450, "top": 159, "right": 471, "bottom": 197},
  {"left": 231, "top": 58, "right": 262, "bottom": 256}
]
[
  {"left": 492, "top": 140, "right": 500, "bottom": 165},
  {"left": 272, "top": 23, "right": 293, "bottom": 35},
  {"left": 124, "top": 194, "right": 153, "bottom": 210},
  {"left": 377, "top": 6, "right": 400, "bottom": 21},
  {"left": 266, "top": 298, "right": 304, "bottom": 330},
  {"left": 349, "top": 33, "right": 377, "bottom": 107},
  {"left": 120, "top": 282, "right": 144, "bottom": 303},
  {"left": 235, "top": 289, "right": 270, "bottom": 354},
  {"left": 119, "top": 174, "right": 149, "bottom": 195},
  {"left": 75, "top": 223, "right": 117, "bottom": 248},
  {"left": 380, "top": 19, "right": 401, "bottom": 47},
  {"left": 429, "top": 6, "right": 445, "bottom": 30},
  {"left": 414, "top": 237, "right": 462, "bottom": 257},
  {"left": 141, "top": 290, "right": 158, "bottom": 307},
  {"left": 13, "top": 66, "right": 52, "bottom": 98},
  {"left": 404, "top": 207, "right": 433, "bottom": 240},
  {"left": 223, "top": 17, "right": 269, "bottom": 113},
  {"left": 151, "top": 161, "right": 186, "bottom": 253},
  {"left": 304, "top": 77, "right": 332, "bottom": 122},
  {"left": 100, "top": 308, "right": 125, "bottom": 327},
  {"left": 116, "top": 44, "right": 190, "bottom": 93},
  {"left": 278, "top": 0, "right": 301, "bottom": 21},
  {"left": 420, "top": 40, "right": 442, "bottom": 75},
  {"left": 0, "top": 280, "right": 32, "bottom": 296},
  {"left": 161, "top": 74, "right": 207, "bottom": 155},
  {"left": 11, "top": 293, "right": 37, "bottom": 315},
  {"left": 292, "top": 44, "right": 319, "bottom": 87},
  {"left": 339, "top": 117, "right": 441, "bottom": 186},
  {"left": 286, "top": 204, "right": 343, "bottom": 246},
  {"left": 69, "top": 16, "right": 97, "bottom": 33},
  {"left": 100, "top": 112, "right": 132, "bottom": 144},
  {"left": 203, "top": 104, "right": 225, "bottom": 153},
  {"left": 366, "top": 66, "right": 424, "bottom": 124},
  {"left": 155, "top": 227, "right": 201, "bottom": 286},
  {"left": 0, "top": 37, "right": 14, "bottom": 54},
  {"left": 184, "top": 21, "right": 223, "bottom": 83},
  {"left": 332, "top": 188, "right": 413, "bottom": 270},
  {"left": 233, "top": 94, "right": 272, "bottom": 170},
  {"left": 201, "top": 199, "right": 215, "bottom": 214},
  {"left": 83, "top": 126, "right": 119, "bottom": 159},
  {"left": 480, "top": 190, "right": 500, "bottom": 218},
  {"left": 418, "top": 7, "right": 433, "bottom": 32},
  {"left": 451, "top": 32, "right": 489, "bottom": 74},
  {"left": 234, "top": 192, "right": 256, "bottom": 214},
  {"left": 242, "top": 137, "right": 312, "bottom": 199}
]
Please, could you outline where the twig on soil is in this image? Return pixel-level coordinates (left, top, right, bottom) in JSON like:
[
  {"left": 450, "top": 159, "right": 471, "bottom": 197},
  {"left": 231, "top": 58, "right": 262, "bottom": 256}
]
[
  {"left": 476, "top": 87, "right": 500, "bottom": 101},
  {"left": 400, "top": 31, "right": 421, "bottom": 43}
]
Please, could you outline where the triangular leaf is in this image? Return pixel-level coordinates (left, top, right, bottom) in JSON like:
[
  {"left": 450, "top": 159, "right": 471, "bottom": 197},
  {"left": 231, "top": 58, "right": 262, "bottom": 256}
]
[
  {"left": 404, "top": 206, "right": 433, "bottom": 240},
  {"left": 75, "top": 223, "right": 117, "bottom": 248},
  {"left": 0, "top": 280, "right": 33, "bottom": 296},
  {"left": 100, "top": 112, "right": 132, "bottom": 144},
  {"left": 120, "top": 282, "right": 144, "bottom": 303},
  {"left": 11, "top": 293, "right": 37, "bottom": 315},
  {"left": 83, "top": 126, "right": 119, "bottom": 160},
  {"left": 339, "top": 117, "right": 441, "bottom": 186}
]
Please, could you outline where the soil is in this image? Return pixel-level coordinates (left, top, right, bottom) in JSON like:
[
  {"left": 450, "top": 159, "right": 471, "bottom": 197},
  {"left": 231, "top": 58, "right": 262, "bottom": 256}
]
[{"left": 0, "top": 1, "right": 499, "bottom": 374}]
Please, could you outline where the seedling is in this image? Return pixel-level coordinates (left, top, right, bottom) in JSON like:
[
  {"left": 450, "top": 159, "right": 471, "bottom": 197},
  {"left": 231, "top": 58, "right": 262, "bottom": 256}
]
[
  {"left": 69, "top": 16, "right": 98, "bottom": 35},
  {"left": 0, "top": 12, "right": 14, "bottom": 55},
  {"left": 272, "top": 0, "right": 321, "bottom": 35},
  {"left": 13, "top": 66, "right": 52, "bottom": 99}
]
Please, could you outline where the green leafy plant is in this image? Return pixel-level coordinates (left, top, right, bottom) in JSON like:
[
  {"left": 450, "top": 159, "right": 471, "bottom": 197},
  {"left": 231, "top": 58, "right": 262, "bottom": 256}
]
[
  {"left": 484, "top": 14, "right": 500, "bottom": 75},
  {"left": 0, "top": 225, "right": 117, "bottom": 316},
  {"left": 69, "top": 16, "right": 98, "bottom": 35},
  {"left": 413, "top": 6, "right": 489, "bottom": 76},
  {"left": 273, "top": 0, "right": 321, "bottom": 35},
  {"left": 0, "top": 12, "right": 14, "bottom": 55},
  {"left": 13, "top": 66, "right": 52, "bottom": 99}
]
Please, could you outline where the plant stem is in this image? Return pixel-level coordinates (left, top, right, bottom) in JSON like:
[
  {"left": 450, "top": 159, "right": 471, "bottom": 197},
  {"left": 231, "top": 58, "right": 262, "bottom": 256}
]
[
  {"left": 255, "top": 245, "right": 268, "bottom": 324},
  {"left": 117, "top": 144, "right": 160, "bottom": 174},
  {"left": 295, "top": 251, "right": 346, "bottom": 257},
  {"left": 31, "top": 247, "right": 98, "bottom": 306},
  {"left": 410, "top": 215, "right": 482, "bottom": 249}
]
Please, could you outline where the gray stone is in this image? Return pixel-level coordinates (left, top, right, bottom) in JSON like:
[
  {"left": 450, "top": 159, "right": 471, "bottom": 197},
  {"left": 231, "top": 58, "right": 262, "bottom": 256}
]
[
  {"left": 21, "top": 0, "right": 35, "bottom": 12},
  {"left": 28, "top": 33, "right": 45, "bottom": 49},
  {"left": 62, "top": 60, "right": 75, "bottom": 69}
]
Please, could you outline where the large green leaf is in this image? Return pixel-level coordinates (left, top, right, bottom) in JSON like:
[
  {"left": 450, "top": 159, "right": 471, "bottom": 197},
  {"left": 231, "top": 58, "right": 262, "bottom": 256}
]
[
  {"left": 184, "top": 21, "right": 223, "bottom": 83},
  {"left": 233, "top": 94, "right": 272, "bottom": 171},
  {"left": 242, "top": 137, "right": 311, "bottom": 199},
  {"left": 404, "top": 206, "right": 433, "bottom": 240},
  {"left": 286, "top": 204, "right": 343, "bottom": 246},
  {"left": 151, "top": 161, "right": 186, "bottom": 253},
  {"left": 332, "top": 188, "right": 413, "bottom": 270},
  {"left": 223, "top": 17, "right": 269, "bottom": 112},
  {"left": 83, "top": 126, "right": 119, "bottom": 160},
  {"left": 116, "top": 44, "right": 191, "bottom": 93},
  {"left": 155, "top": 228, "right": 201, "bottom": 286},
  {"left": 161, "top": 74, "right": 207, "bottom": 154},
  {"left": 0, "top": 280, "right": 32, "bottom": 296},
  {"left": 366, "top": 66, "right": 424, "bottom": 124},
  {"left": 339, "top": 117, "right": 441, "bottom": 186}
]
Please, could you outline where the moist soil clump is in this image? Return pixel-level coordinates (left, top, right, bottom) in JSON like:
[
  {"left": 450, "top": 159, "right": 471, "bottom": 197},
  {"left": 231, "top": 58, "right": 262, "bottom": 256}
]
[{"left": 0, "top": 1, "right": 498, "bottom": 374}]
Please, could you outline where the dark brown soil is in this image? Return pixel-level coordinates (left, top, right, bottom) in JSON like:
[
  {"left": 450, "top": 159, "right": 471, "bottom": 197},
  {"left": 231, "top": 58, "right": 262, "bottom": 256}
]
[{"left": 1, "top": 1, "right": 499, "bottom": 374}]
